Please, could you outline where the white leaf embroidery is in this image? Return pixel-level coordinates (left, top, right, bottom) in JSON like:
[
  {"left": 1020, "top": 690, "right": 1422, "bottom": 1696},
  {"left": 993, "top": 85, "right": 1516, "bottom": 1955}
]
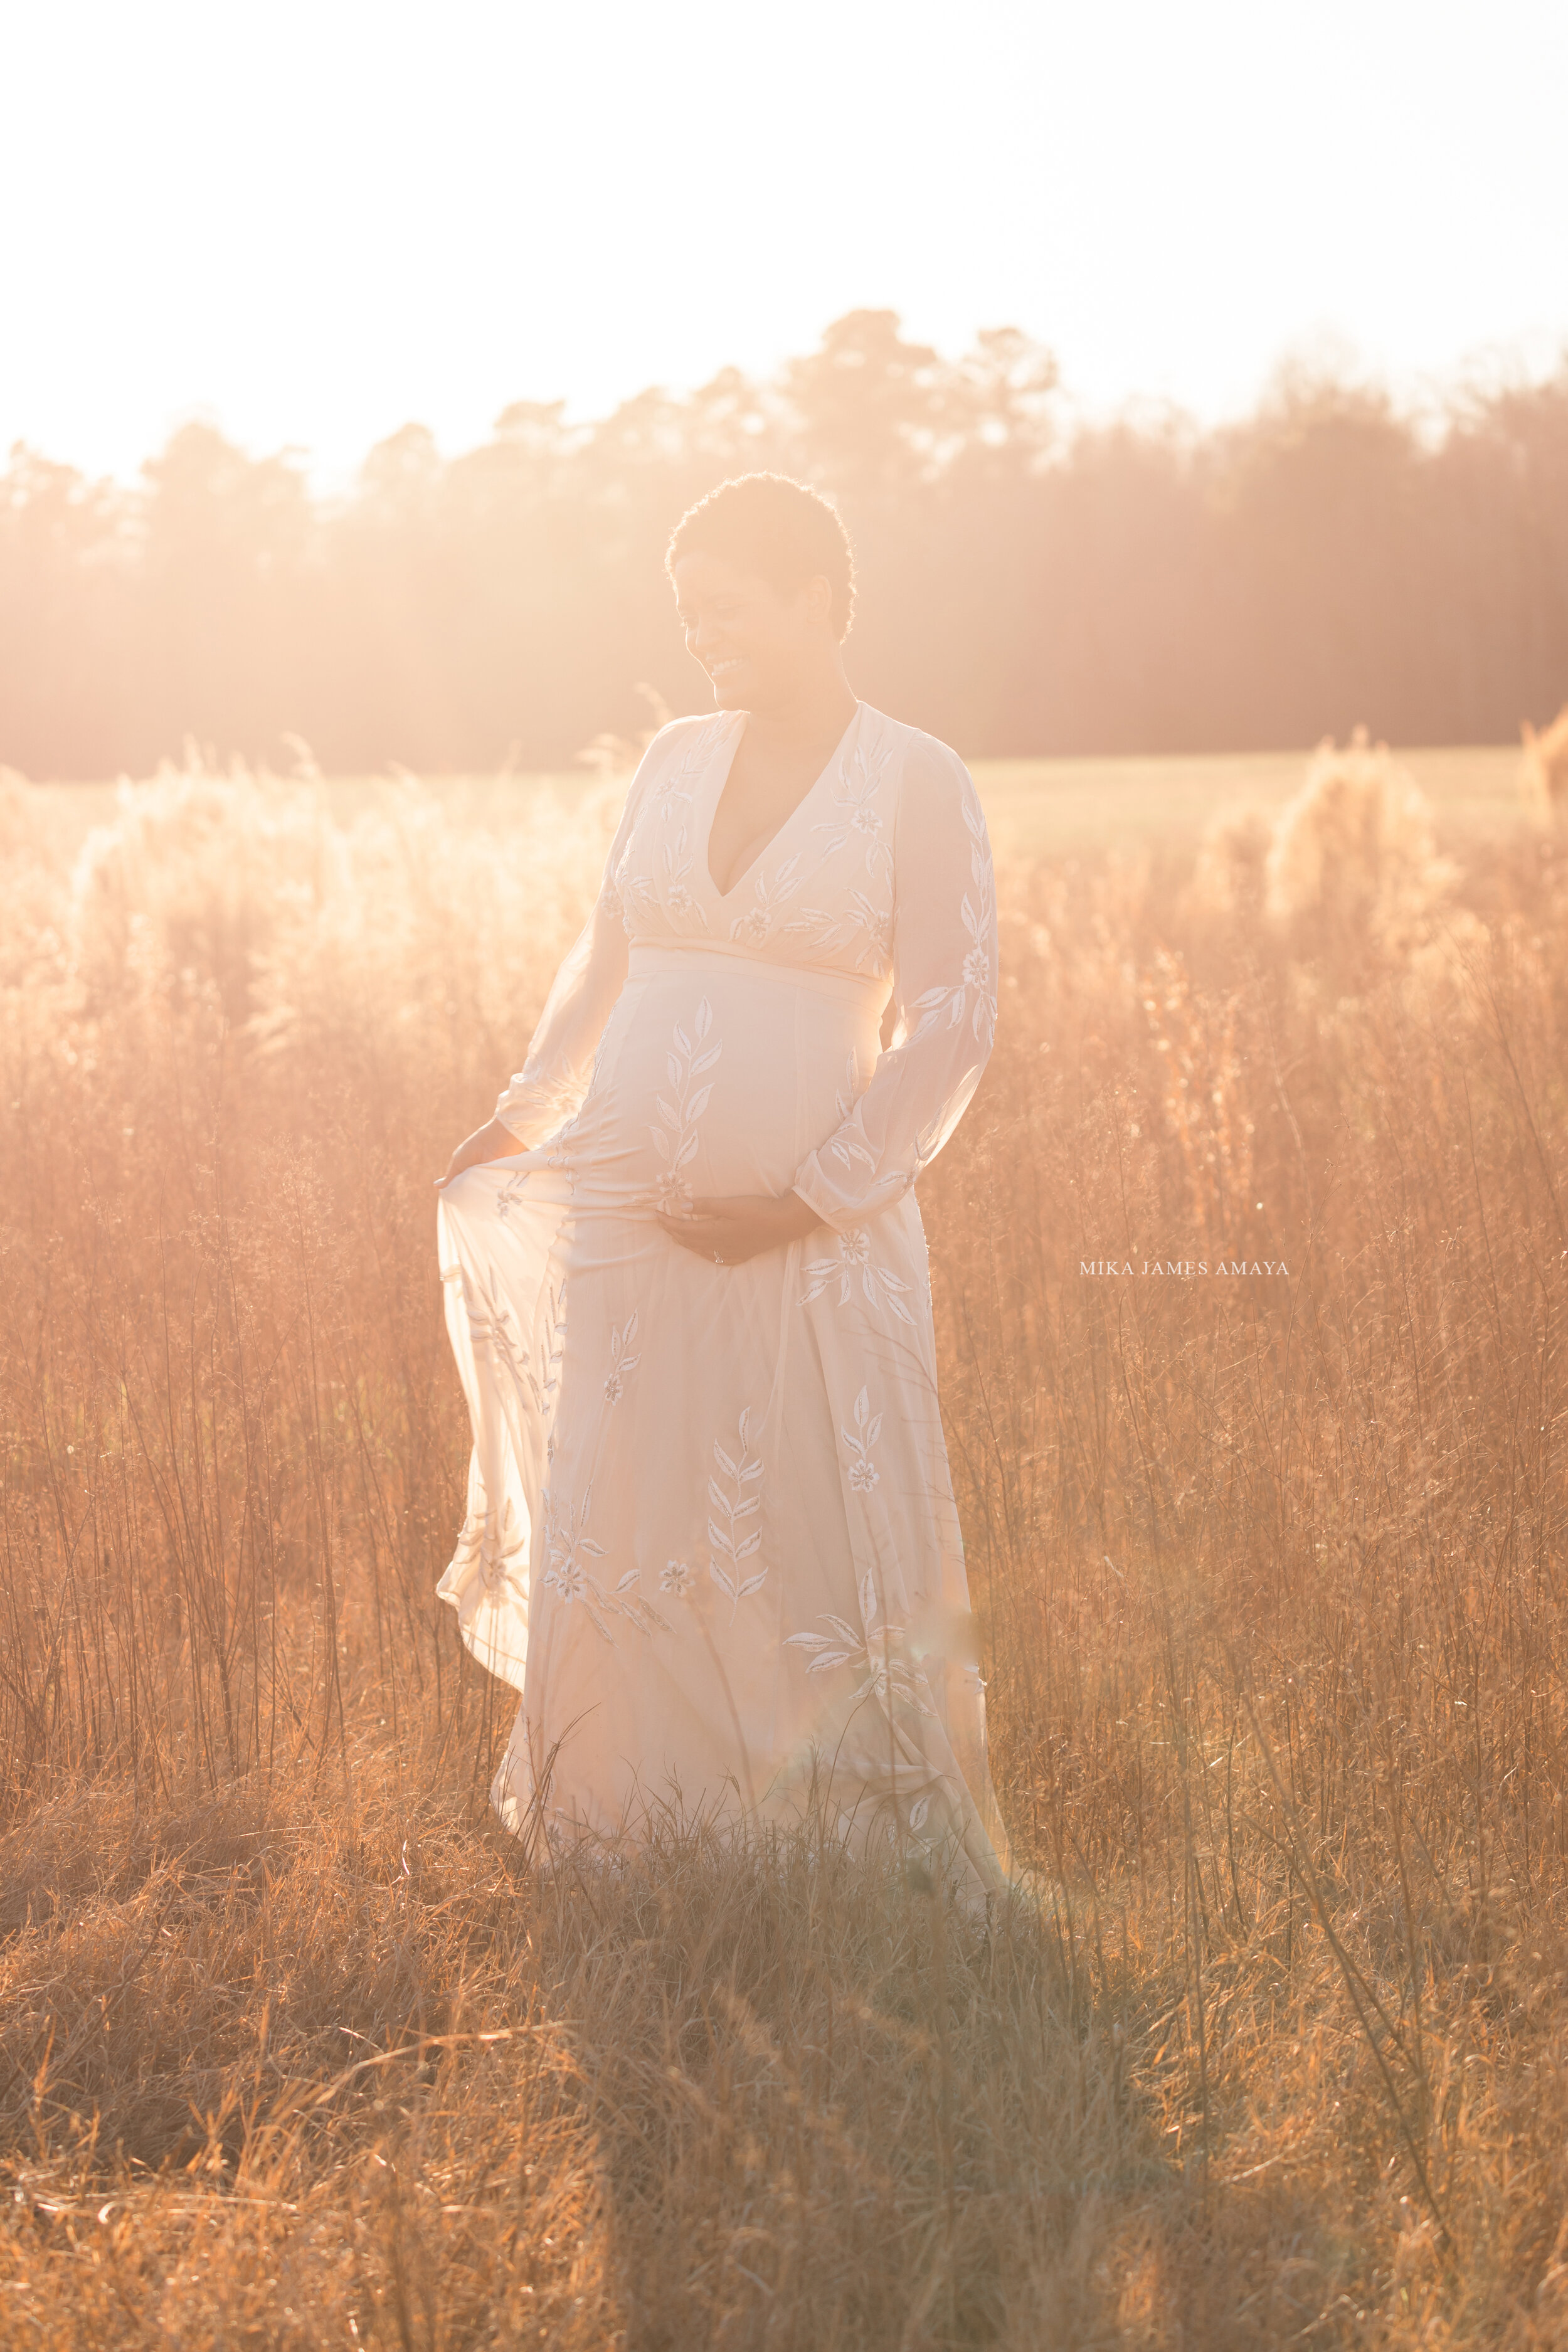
[
  {"left": 538, "top": 1493, "right": 667, "bottom": 1641},
  {"left": 651, "top": 997, "right": 723, "bottom": 1210},
  {"left": 842, "top": 1387, "right": 882, "bottom": 1494},
  {"left": 705, "top": 1408, "right": 768, "bottom": 1618}
]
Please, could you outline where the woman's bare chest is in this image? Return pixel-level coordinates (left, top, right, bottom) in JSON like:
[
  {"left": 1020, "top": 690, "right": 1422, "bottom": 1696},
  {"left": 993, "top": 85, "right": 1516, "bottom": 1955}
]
[{"left": 706, "top": 739, "right": 832, "bottom": 899}]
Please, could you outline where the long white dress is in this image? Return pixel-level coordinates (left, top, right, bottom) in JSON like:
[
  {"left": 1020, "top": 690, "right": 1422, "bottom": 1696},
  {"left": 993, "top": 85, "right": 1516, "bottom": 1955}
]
[{"left": 436, "top": 701, "right": 1010, "bottom": 1892}]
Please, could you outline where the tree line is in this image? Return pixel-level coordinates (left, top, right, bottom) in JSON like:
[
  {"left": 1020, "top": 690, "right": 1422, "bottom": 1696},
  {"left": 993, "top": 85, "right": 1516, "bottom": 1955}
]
[{"left": 3, "top": 310, "right": 1565, "bottom": 778}]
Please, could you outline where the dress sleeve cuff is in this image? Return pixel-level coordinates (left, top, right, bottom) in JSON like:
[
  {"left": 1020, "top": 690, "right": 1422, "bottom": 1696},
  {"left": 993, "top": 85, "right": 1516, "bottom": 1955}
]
[
  {"left": 790, "top": 1157, "right": 911, "bottom": 1234},
  {"left": 493, "top": 1081, "right": 531, "bottom": 1140}
]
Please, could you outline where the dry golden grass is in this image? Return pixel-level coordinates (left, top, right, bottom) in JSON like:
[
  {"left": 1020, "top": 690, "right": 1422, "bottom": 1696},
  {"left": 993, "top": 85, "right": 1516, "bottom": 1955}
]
[
  {"left": 1522, "top": 707, "right": 1568, "bottom": 827},
  {"left": 2, "top": 741, "right": 1567, "bottom": 2346}
]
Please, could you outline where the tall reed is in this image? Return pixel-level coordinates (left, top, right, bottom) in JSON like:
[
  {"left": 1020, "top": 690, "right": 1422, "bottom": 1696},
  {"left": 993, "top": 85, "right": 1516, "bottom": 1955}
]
[{"left": 3, "top": 746, "right": 1566, "bottom": 2344}]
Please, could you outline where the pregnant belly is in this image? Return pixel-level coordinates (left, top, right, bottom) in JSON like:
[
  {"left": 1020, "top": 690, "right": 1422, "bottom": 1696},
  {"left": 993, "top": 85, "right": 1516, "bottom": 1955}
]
[{"left": 569, "top": 947, "right": 887, "bottom": 1209}]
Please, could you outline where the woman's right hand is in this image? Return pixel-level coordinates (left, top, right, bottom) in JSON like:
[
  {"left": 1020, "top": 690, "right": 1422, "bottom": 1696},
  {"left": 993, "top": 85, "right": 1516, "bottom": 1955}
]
[{"left": 435, "top": 1117, "right": 526, "bottom": 1189}]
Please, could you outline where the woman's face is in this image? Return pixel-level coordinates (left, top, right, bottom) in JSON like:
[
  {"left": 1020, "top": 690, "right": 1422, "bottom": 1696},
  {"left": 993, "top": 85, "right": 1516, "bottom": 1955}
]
[{"left": 672, "top": 550, "right": 830, "bottom": 711}]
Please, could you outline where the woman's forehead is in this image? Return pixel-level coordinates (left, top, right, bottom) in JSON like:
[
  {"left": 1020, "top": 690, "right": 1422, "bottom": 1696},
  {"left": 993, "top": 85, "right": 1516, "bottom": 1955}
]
[{"left": 670, "top": 549, "right": 778, "bottom": 601}]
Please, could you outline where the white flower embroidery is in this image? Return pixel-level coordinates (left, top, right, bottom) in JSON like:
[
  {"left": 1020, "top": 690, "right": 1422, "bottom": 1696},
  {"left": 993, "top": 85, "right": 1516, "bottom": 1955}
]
[
  {"left": 861, "top": 901, "right": 893, "bottom": 972},
  {"left": 604, "top": 1313, "right": 640, "bottom": 1402},
  {"left": 448, "top": 1491, "right": 528, "bottom": 1603},
  {"left": 622, "top": 833, "right": 712, "bottom": 936},
  {"left": 728, "top": 855, "right": 804, "bottom": 947},
  {"left": 800, "top": 1229, "right": 916, "bottom": 1325},
  {"left": 553, "top": 1555, "right": 589, "bottom": 1605},
  {"left": 660, "top": 1559, "right": 694, "bottom": 1595},
  {"left": 540, "top": 1489, "right": 669, "bottom": 1643},
  {"left": 541, "top": 1490, "right": 607, "bottom": 1608},
  {"left": 844, "top": 1385, "right": 882, "bottom": 1492},
  {"left": 785, "top": 1569, "right": 936, "bottom": 1717},
  {"left": 813, "top": 738, "right": 895, "bottom": 879},
  {"left": 651, "top": 996, "right": 721, "bottom": 1209},
  {"left": 495, "top": 1167, "right": 530, "bottom": 1219},
  {"left": 708, "top": 1406, "right": 767, "bottom": 1613},
  {"left": 662, "top": 829, "right": 712, "bottom": 929},
  {"left": 784, "top": 886, "right": 893, "bottom": 975},
  {"left": 619, "top": 720, "right": 729, "bottom": 931}
]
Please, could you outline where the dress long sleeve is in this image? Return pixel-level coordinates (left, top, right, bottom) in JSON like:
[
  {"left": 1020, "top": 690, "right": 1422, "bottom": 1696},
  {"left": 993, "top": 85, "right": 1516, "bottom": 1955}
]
[
  {"left": 491, "top": 756, "right": 654, "bottom": 1147},
  {"left": 792, "top": 736, "right": 997, "bottom": 1231}
]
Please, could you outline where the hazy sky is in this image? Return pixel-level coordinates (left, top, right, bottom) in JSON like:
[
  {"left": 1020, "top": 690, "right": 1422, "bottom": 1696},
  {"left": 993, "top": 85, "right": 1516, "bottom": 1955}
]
[{"left": 4, "top": 0, "right": 1564, "bottom": 485}]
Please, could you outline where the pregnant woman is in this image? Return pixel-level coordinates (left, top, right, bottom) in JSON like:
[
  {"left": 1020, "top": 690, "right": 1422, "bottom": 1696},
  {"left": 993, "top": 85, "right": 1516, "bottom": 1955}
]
[{"left": 436, "top": 474, "right": 1010, "bottom": 1895}]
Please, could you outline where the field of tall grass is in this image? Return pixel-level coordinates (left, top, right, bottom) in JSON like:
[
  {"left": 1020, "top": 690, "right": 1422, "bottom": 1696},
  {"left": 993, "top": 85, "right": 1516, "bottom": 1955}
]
[{"left": 2, "top": 739, "right": 1565, "bottom": 2348}]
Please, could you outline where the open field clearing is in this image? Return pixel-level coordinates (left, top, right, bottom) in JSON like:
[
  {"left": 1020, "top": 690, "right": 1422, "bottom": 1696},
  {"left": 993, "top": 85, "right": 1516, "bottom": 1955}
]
[
  {"left": 2, "top": 738, "right": 1567, "bottom": 2346},
  {"left": 974, "top": 744, "right": 1528, "bottom": 858},
  {"left": 27, "top": 740, "right": 1531, "bottom": 861}
]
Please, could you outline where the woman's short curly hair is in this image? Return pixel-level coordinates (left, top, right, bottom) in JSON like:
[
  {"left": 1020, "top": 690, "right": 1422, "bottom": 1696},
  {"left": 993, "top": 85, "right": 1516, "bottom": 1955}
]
[{"left": 665, "top": 474, "right": 856, "bottom": 641}]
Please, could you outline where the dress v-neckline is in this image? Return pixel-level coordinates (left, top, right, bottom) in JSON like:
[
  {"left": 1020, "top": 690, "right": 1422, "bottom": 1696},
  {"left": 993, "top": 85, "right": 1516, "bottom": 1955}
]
[{"left": 703, "top": 703, "right": 862, "bottom": 903}]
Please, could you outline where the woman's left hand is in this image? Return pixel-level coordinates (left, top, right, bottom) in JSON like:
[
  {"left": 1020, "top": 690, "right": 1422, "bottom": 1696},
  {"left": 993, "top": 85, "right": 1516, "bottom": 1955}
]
[{"left": 657, "top": 1191, "right": 820, "bottom": 1267}]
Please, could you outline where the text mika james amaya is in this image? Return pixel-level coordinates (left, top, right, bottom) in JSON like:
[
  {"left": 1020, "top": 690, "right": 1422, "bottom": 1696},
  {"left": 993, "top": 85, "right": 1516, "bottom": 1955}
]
[{"left": 1080, "top": 1259, "right": 1291, "bottom": 1278}]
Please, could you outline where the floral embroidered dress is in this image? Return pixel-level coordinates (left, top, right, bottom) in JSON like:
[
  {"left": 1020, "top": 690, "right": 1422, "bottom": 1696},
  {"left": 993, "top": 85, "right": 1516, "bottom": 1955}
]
[{"left": 436, "top": 701, "right": 1010, "bottom": 1892}]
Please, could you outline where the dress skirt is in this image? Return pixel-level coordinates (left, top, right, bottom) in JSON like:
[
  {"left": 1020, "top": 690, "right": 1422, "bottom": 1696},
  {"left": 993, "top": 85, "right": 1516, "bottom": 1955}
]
[{"left": 436, "top": 706, "right": 1012, "bottom": 1896}]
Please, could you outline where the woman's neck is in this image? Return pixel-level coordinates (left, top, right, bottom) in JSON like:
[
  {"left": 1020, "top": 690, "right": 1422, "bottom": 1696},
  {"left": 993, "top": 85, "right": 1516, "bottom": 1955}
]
[{"left": 741, "top": 659, "right": 857, "bottom": 756}]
